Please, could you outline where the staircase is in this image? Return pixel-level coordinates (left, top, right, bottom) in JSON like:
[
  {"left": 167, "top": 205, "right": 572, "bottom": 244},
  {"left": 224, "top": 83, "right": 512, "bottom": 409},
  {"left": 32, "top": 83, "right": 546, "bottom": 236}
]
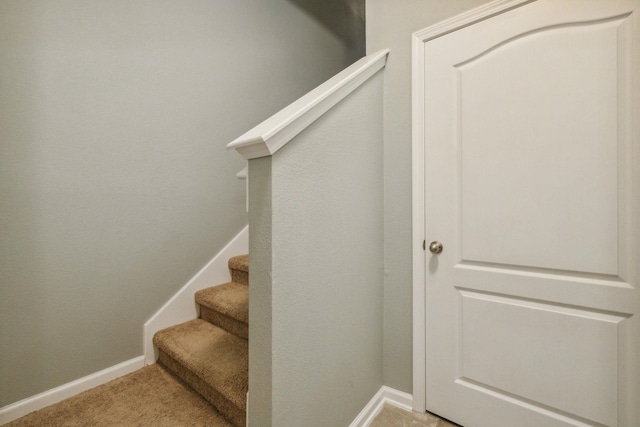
[{"left": 153, "top": 255, "right": 249, "bottom": 427}]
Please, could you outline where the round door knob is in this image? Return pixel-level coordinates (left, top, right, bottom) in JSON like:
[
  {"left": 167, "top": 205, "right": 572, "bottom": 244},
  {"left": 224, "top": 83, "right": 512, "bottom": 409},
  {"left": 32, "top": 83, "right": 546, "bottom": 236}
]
[{"left": 429, "top": 241, "right": 443, "bottom": 254}]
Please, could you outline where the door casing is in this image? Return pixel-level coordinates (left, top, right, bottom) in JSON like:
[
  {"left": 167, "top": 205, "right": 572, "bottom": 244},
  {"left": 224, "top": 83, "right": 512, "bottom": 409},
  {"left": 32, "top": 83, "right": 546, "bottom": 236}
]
[{"left": 411, "top": 0, "right": 536, "bottom": 413}]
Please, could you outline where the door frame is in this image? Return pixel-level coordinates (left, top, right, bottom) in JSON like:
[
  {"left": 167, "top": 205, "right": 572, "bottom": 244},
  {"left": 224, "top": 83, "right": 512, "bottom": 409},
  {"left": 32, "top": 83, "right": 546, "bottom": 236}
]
[{"left": 410, "top": 0, "right": 536, "bottom": 413}]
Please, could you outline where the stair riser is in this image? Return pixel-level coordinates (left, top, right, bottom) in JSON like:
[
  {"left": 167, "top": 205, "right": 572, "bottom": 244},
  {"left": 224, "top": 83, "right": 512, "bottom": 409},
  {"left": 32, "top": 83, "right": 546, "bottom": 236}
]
[
  {"left": 230, "top": 269, "right": 248, "bottom": 286},
  {"left": 200, "top": 306, "right": 248, "bottom": 340},
  {"left": 158, "top": 351, "right": 246, "bottom": 427}
]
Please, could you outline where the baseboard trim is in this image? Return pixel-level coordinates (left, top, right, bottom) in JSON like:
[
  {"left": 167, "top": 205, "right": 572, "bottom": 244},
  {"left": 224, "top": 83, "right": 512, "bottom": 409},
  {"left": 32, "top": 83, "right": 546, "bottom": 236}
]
[
  {"left": 0, "top": 356, "right": 144, "bottom": 425},
  {"left": 143, "top": 226, "right": 249, "bottom": 364},
  {"left": 349, "top": 386, "right": 413, "bottom": 427}
]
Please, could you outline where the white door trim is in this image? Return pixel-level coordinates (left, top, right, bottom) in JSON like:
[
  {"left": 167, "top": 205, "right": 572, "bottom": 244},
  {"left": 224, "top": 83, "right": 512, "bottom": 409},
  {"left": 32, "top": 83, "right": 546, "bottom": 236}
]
[{"left": 410, "top": 0, "right": 537, "bottom": 413}]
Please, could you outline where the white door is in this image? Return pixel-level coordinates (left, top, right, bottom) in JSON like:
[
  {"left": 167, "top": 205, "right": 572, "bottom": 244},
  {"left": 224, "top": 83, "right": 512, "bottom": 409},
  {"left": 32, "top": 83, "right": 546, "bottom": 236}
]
[{"left": 417, "top": 1, "right": 640, "bottom": 426}]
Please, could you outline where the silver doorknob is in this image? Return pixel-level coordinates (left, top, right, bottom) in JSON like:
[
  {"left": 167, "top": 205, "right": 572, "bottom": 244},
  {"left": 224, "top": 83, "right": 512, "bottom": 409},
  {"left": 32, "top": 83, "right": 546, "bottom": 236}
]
[{"left": 429, "top": 241, "right": 443, "bottom": 254}]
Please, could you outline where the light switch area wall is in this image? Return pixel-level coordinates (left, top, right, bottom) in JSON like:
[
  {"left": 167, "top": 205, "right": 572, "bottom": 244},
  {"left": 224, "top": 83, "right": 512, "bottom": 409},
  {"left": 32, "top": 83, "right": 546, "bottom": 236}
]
[{"left": 0, "top": 0, "right": 351, "bottom": 407}]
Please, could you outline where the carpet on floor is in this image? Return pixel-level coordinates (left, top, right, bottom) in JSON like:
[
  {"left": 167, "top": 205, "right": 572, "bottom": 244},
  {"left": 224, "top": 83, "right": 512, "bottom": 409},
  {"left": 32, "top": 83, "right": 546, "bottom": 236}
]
[{"left": 5, "top": 364, "right": 234, "bottom": 427}]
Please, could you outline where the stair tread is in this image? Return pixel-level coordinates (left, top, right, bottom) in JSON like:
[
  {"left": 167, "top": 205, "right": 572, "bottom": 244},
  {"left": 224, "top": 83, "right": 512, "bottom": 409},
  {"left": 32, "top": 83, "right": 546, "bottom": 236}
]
[
  {"left": 196, "top": 282, "right": 248, "bottom": 324},
  {"left": 228, "top": 255, "right": 248, "bottom": 273},
  {"left": 153, "top": 319, "right": 248, "bottom": 410}
]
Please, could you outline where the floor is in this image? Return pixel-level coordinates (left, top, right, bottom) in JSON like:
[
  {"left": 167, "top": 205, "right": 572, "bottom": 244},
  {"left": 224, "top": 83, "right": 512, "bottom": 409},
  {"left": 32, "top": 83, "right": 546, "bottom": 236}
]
[
  {"left": 370, "top": 403, "right": 461, "bottom": 427},
  {"left": 4, "top": 365, "right": 233, "bottom": 427},
  {"left": 4, "top": 364, "right": 459, "bottom": 427}
]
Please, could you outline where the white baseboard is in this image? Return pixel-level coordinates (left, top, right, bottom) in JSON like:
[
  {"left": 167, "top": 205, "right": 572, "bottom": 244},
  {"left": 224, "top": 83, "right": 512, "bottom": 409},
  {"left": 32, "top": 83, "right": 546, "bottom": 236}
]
[
  {"left": 0, "top": 356, "right": 144, "bottom": 425},
  {"left": 349, "top": 386, "right": 413, "bottom": 427},
  {"left": 143, "top": 226, "right": 249, "bottom": 364}
]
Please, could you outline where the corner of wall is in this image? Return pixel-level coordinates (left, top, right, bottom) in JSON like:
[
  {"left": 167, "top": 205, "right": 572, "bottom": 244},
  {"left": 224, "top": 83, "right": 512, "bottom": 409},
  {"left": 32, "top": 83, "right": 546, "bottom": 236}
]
[{"left": 349, "top": 386, "right": 413, "bottom": 427}]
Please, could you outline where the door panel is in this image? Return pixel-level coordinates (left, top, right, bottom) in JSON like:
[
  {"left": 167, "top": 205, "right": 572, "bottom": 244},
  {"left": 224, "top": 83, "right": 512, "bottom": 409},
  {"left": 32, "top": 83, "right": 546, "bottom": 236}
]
[
  {"left": 458, "top": 16, "right": 621, "bottom": 274},
  {"left": 460, "top": 290, "right": 623, "bottom": 426},
  {"left": 420, "top": 1, "right": 640, "bottom": 426}
]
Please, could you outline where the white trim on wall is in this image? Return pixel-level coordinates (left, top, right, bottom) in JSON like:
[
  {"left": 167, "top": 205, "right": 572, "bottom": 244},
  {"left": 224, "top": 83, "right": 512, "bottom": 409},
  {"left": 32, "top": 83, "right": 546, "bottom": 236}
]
[
  {"left": 143, "top": 225, "right": 249, "bottom": 364},
  {"left": 0, "top": 356, "right": 145, "bottom": 425},
  {"left": 411, "top": 22, "right": 428, "bottom": 413},
  {"left": 410, "top": 0, "right": 536, "bottom": 414},
  {"left": 1, "top": 226, "right": 249, "bottom": 425},
  {"left": 226, "top": 49, "right": 389, "bottom": 160},
  {"left": 349, "top": 386, "right": 413, "bottom": 427}
]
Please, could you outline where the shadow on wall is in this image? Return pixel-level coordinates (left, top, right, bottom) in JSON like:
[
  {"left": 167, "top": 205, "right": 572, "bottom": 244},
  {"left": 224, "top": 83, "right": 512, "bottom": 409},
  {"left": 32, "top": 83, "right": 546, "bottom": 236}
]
[{"left": 287, "top": 0, "right": 365, "bottom": 65}]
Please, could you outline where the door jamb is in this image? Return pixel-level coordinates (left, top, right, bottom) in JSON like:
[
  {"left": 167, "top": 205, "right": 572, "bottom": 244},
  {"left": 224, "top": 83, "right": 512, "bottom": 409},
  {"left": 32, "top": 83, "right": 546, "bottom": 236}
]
[{"left": 410, "top": 0, "right": 536, "bottom": 413}]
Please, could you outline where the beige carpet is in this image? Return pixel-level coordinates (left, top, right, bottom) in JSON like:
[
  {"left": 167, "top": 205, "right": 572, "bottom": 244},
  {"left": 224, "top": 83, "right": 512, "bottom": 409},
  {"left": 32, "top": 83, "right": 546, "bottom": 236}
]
[
  {"left": 153, "top": 319, "right": 248, "bottom": 427},
  {"left": 5, "top": 364, "right": 234, "bottom": 427}
]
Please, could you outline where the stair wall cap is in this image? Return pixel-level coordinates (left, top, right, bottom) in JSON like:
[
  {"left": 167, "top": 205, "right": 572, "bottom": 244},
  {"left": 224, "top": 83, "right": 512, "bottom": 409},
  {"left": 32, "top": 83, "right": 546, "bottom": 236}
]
[{"left": 226, "top": 49, "right": 390, "bottom": 160}]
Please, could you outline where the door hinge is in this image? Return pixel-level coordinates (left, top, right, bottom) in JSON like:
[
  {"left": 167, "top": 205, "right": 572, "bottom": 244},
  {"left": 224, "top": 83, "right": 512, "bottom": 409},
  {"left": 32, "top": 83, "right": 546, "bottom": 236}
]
[{"left": 423, "top": 240, "right": 426, "bottom": 251}]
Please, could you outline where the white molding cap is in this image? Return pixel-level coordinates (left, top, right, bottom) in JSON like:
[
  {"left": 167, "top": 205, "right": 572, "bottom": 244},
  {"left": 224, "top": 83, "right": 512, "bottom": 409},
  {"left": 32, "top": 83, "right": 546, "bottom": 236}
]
[
  {"left": 226, "top": 49, "right": 390, "bottom": 160},
  {"left": 413, "top": 0, "right": 534, "bottom": 42},
  {"left": 236, "top": 166, "right": 247, "bottom": 180}
]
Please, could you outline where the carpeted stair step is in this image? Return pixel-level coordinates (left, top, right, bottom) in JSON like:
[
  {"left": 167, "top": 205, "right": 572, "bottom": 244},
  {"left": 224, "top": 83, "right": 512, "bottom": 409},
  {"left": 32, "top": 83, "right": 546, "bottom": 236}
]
[
  {"left": 153, "top": 319, "right": 248, "bottom": 427},
  {"left": 228, "top": 254, "right": 249, "bottom": 286},
  {"left": 196, "top": 282, "right": 248, "bottom": 339}
]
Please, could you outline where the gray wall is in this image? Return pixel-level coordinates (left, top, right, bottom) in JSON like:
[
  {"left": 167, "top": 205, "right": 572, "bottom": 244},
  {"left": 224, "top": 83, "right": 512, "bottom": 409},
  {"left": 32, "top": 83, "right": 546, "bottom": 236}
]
[
  {"left": 249, "top": 70, "right": 384, "bottom": 426},
  {"left": 288, "top": 0, "right": 366, "bottom": 65},
  {"left": 248, "top": 156, "right": 273, "bottom": 424},
  {"left": 0, "top": 0, "right": 352, "bottom": 407},
  {"left": 366, "top": 0, "right": 493, "bottom": 393}
]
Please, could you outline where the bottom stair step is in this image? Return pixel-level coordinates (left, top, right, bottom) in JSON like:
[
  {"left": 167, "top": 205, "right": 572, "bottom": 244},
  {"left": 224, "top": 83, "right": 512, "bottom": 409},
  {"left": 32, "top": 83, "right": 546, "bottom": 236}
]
[{"left": 153, "top": 319, "right": 248, "bottom": 427}]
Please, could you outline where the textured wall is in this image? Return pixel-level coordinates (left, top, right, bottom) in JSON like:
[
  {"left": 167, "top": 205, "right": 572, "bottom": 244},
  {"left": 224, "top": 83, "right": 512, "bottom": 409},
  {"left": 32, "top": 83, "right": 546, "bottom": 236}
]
[
  {"left": 0, "top": 0, "right": 350, "bottom": 407},
  {"left": 248, "top": 157, "right": 273, "bottom": 425},
  {"left": 366, "top": 0, "right": 494, "bottom": 394},
  {"left": 248, "top": 70, "right": 384, "bottom": 426}
]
